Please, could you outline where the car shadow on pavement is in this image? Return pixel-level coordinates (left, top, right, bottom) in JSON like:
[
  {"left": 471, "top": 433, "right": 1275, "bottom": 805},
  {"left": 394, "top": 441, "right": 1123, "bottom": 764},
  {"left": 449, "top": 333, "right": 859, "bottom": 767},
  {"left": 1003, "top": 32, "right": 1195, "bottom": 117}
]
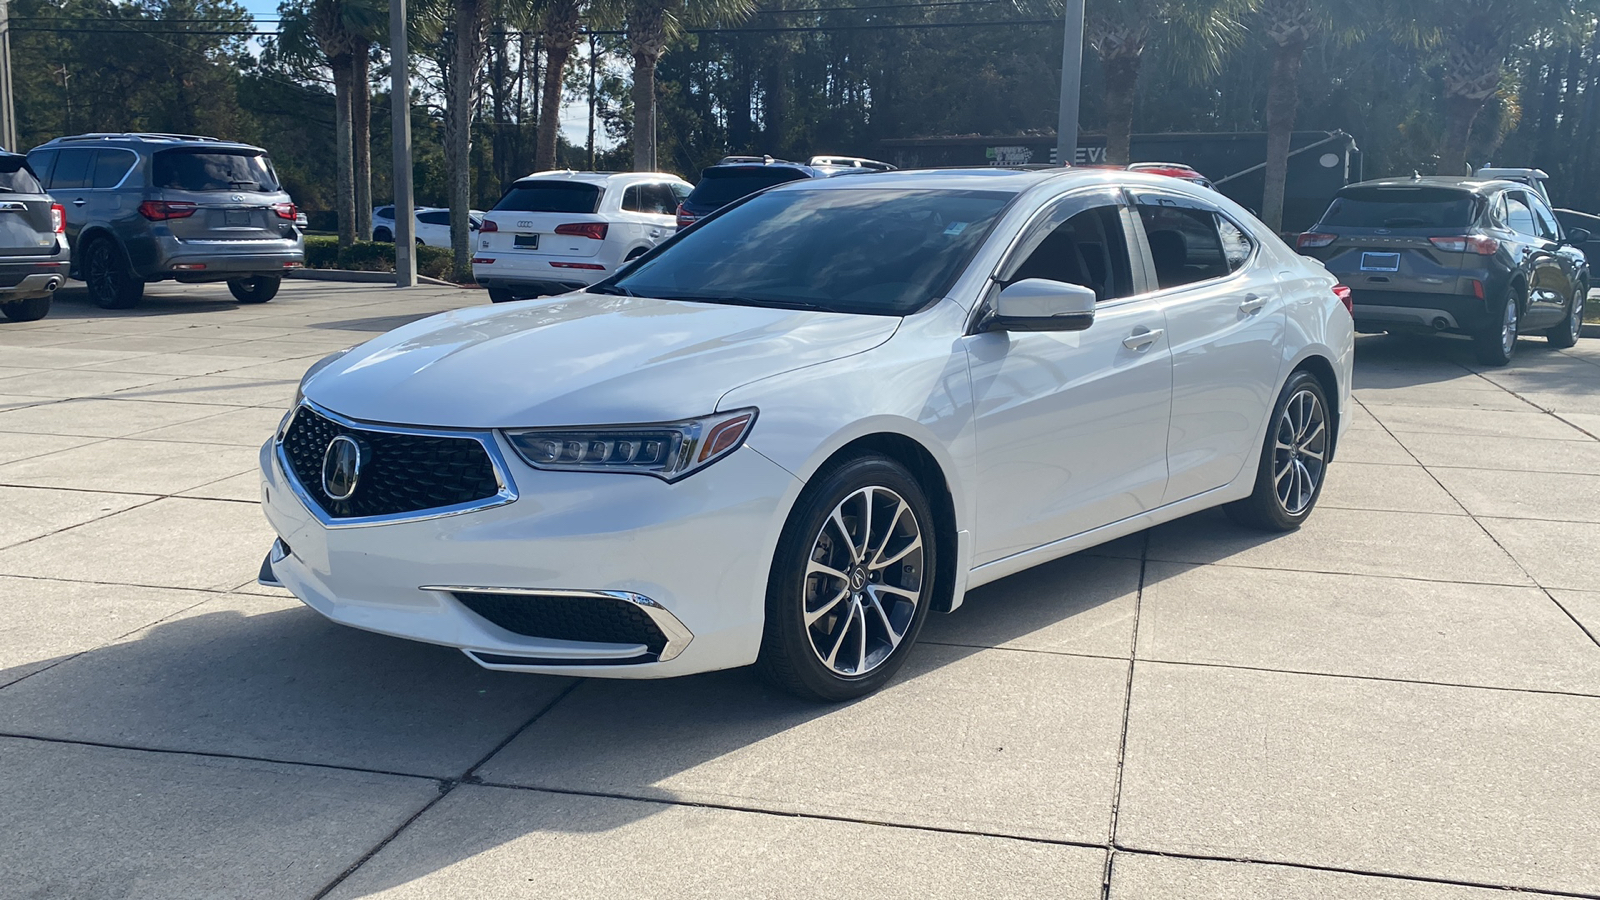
[
  {"left": 306, "top": 314, "right": 444, "bottom": 333},
  {"left": 42, "top": 286, "right": 243, "bottom": 319}
]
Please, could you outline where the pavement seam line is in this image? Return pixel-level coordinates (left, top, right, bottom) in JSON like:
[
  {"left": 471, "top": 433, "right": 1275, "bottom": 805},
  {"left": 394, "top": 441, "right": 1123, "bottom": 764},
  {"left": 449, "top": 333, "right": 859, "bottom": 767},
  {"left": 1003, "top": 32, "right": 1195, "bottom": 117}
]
[
  {"left": 0, "top": 731, "right": 442, "bottom": 782},
  {"left": 1101, "top": 529, "right": 1148, "bottom": 900}
]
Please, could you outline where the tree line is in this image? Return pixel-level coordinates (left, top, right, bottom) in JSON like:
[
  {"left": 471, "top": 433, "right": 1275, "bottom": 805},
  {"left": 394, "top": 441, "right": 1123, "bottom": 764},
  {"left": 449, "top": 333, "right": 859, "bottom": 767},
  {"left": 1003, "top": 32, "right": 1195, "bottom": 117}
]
[{"left": 12, "top": 0, "right": 1600, "bottom": 278}]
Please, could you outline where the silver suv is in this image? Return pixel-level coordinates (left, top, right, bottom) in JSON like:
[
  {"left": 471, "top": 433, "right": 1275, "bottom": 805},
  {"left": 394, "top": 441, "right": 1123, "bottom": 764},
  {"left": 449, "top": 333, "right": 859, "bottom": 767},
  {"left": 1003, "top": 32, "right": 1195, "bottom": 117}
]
[{"left": 26, "top": 133, "right": 305, "bottom": 309}]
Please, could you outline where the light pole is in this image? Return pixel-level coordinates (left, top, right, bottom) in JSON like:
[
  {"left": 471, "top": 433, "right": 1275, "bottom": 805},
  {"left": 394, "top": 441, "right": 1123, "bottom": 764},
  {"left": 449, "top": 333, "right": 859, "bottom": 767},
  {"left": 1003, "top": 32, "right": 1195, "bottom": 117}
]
[
  {"left": 392, "top": 0, "right": 417, "bottom": 287},
  {"left": 1056, "top": 0, "right": 1085, "bottom": 168},
  {"left": 0, "top": 0, "right": 18, "bottom": 152}
]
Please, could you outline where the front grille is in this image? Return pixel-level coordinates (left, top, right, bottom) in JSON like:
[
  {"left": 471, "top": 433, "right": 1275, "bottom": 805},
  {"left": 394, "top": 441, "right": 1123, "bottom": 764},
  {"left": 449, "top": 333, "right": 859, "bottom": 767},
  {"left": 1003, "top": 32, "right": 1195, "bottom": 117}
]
[
  {"left": 281, "top": 406, "right": 502, "bottom": 519},
  {"left": 454, "top": 592, "right": 669, "bottom": 657}
]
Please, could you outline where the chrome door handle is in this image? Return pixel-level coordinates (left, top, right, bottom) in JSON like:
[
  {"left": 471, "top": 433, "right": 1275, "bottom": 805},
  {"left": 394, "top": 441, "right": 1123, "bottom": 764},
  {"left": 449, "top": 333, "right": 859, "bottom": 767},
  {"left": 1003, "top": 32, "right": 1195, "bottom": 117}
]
[
  {"left": 1123, "top": 328, "right": 1163, "bottom": 350},
  {"left": 650, "top": 229, "right": 662, "bottom": 237},
  {"left": 72, "top": 198, "right": 86, "bottom": 206},
  {"left": 1239, "top": 293, "right": 1266, "bottom": 314}
]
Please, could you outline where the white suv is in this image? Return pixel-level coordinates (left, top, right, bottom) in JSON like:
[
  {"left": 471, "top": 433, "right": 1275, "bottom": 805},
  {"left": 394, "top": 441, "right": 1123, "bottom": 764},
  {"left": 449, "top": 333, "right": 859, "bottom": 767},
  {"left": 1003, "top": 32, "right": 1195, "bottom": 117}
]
[{"left": 472, "top": 171, "right": 690, "bottom": 302}]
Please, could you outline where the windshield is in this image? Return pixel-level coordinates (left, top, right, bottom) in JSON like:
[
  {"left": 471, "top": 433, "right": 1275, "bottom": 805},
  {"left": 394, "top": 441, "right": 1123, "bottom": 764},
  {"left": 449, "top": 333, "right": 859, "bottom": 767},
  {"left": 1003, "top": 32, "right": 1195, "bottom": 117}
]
[
  {"left": 688, "top": 168, "right": 811, "bottom": 208},
  {"left": 0, "top": 157, "right": 42, "bottom": 193},
  {"left": 1322, "top": 187, "right": 1478, "bottom": 229},
  {"left": 154, "top": 148, "right": 280, "bottom": 192},
  {"left": 495, "top": 181, "right": 602, "bottom": 213},
  {"left": 604, "top": 187, "right": 1014, "bottom": 316}
]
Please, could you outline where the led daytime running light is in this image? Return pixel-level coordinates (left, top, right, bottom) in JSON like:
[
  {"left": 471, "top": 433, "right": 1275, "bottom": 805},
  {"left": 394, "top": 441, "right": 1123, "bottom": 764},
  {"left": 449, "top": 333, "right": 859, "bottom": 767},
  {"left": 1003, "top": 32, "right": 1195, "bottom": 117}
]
[{"left": 505, "top": 409, "right": 758, "bottom": 482}]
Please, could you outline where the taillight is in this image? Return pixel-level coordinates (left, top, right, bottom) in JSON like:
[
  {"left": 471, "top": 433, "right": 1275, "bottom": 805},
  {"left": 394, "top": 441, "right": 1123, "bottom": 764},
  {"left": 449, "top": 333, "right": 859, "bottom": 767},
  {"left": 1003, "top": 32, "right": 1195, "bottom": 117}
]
[
  {"left": 1297, "top": 232, "right": 1336, "bottom": 249},
  {"left": 1333, "top": 284, "right": 1353, "bottom": 316},
  {"left": 49, "top": 203, "right": 65, "bottom": 234},
  {"left": 479, "top": 219, "right": 498, "bottom": 232},
  {"left": 138, "top": 200, "right": 197, "bottom": 221},
  {"left": 273, "top": 202, "right": 297, "bottom": 220},
  {"left": 555, "top": 222, "right": 608, "bottom": 240},
  {"left": 1429, "top": 235, "right": 1498, "bottom": 255},
  {"left": 675, "top": 204, "right": 695, "bottom": 229}
]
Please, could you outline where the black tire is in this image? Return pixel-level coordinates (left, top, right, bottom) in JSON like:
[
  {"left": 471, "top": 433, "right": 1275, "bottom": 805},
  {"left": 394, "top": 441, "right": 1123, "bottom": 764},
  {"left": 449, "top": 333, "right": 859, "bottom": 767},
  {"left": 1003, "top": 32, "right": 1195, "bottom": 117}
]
[
  {"left": 755, "top": 455, "right": 937, "bottom": 702},
  {"left": 0, "top": 295, "right": 51, "bottom": 322},
  {"left": 487, "top": 287, "right": 516, "bottom": 303},
  {"left": 81, "top": 238, "right": 144, "bottom": 310},
  {"left": 228, "top": 276, "right": 281, "bottom": 304},
  {"left": 1546, "top": 285, "right": 1584, "bottom": 349},
  {"left": 1225, "top": 370, "right": 1333, "bottom": 533},
  {"left": 373, "top": 228, "right": 393, "bottom": 243},
  {"left": 1475, "top": 287, "right": 1520, "bottom": 366},
  {"left": 625, "top": 247, "right": 649, "bottom": 262}
]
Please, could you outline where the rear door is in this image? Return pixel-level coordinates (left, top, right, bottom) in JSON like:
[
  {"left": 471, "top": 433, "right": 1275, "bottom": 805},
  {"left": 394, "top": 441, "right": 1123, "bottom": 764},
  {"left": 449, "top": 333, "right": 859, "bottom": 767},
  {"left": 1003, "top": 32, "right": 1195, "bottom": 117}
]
[
  {"left": 0, "top": 156, "right": 58, "bottom": 259},
  {"left": 415, "top": 210, "right": 451, "bottom": 247},
  {"left": 479, "top": 180, "right": 607, "bottom": 259},
  {"left": 151, "top": 147, "right": 288, "bottom": 244},
  {"left": 43, "top": 147, "right": 95, "bottom": 245},
  {"left": 620, "top": 182, "right": 680, "bottom": 245}
]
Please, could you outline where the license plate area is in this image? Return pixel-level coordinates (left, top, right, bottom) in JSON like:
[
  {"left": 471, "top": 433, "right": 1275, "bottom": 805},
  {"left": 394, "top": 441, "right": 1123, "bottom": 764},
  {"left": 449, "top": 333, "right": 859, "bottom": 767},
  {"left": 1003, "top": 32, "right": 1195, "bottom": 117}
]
[
  {"left": 513, "top": 233, "right": 539, "bottom": 249},
  {"left": 1360, "top": 251, "right": 1400, "bottom": 272},
  {"left": 223, "top": 209, "right": 252, "bottom": 227}
]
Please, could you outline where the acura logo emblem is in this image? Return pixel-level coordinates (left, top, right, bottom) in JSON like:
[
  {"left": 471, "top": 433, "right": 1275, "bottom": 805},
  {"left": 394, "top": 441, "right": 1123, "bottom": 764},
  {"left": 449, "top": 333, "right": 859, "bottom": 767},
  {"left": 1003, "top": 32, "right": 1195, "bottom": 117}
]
[{"left": 321, "top": 435, "right": 363, "bottom": 501}]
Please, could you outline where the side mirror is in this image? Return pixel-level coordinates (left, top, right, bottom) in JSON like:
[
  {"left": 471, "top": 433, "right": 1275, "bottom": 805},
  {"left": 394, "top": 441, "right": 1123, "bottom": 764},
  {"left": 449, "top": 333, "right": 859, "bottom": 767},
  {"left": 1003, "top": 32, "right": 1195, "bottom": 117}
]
[
  {"left": 984, "top": 279, "right": 1097, "bottom": 332},
  {"left": 1567, "top": 227, "right": 1591, "bottom": 245}
]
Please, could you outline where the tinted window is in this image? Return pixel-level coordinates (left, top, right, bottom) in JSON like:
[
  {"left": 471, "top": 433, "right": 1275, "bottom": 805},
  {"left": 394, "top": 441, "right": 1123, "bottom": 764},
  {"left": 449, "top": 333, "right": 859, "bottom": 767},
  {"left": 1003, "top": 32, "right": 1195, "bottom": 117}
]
[
  {"left": 153, "top": 149, "right": 280, "bottom": 192},
  {"left": 608, "top": 188, "right": 1013, "bottom": 316},
  {"left": 50, "top": 148, "right": 95, "bottom": 190},
  {"left": 494, "top": 180, "right": 602, "bottom": 213},
  {"left": 1504, "top": 195, "right": 1537, "bottom": 236},
  {"left": 1217, "top": 216, "right": 1255, "bottom": 272},
  {"left": 621, "top": 185, "right": 644, "bottom": 213},
  {"left": 635, "top": 183, "right": 677, "bottom": 215},
  {"left": 1321, "top": 186, "right": 1477, "bottom": 228},
  {"left": 0, "top": 156, "right": 44, "bottom": 193},
  {"left": 416, "top": 210, "right": 450, "bottom": 225},
  {"left": 1135, "top": 199, "right": 1234, "bottom": 289},
  {"left": 25, "top": 150, "right": 56, "bottom": 186},
  {"left": 687, "top": 167, "right": 810, "bottom": 208},
  {"left": 91, "top": 149, "right": 136, "bottom": 189},
  {"left": 1007, "top": 203, "right": 1134, "bottom": 302},
  {"left": 670, "top": 182, "right": 691, "bottom": 204},
  {"left": 1527, "top": 194, "right": 1561, "bottom": 241},
  {"left": 375, "top": 206, "right": 394, "bottom": 220}
]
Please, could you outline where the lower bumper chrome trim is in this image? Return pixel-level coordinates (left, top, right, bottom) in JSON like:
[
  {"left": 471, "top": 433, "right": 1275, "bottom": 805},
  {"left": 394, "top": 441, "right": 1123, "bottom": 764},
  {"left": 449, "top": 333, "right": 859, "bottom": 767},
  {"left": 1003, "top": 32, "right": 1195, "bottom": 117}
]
[{"left": 422, "top": 585, "right": 695, "bottom": 663}]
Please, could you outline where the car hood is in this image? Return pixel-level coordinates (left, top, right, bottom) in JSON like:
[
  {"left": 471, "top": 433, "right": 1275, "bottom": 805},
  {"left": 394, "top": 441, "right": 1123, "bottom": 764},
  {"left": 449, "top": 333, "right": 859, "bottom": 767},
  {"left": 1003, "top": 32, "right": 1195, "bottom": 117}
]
[{"left": 302, "top": 293, "right": 901, "bottom": 428}]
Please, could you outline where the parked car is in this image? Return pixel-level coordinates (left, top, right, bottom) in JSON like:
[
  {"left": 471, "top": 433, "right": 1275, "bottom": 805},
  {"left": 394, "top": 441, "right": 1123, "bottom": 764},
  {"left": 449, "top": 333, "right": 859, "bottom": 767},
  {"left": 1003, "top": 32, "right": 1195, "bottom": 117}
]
[
  {"left": 807, "top": 155, "right": 897, "bottom": 174},
  {"left": 1553, "top": 207, "right": 1600, "bottom": 270},
  {"left": 472, "top": 171, "right": 690, "bottom": 302},
  {"left": 25, "top": 133, "right": 304, "bottom": 308},
  {"left": 675, "top": 158, "right": 829, "bottom": 228},
  {"left": 371, "top": 205, "right": 484, "bottom": 246},
  {"left": 1298, "top": 175, "right": 1588, "bottom": 365},
  {"left": 0, "top": 150, "right": 69, "bottom": 322},
  {"left": 260, "top": 167, "right": 1353, "bottom": 701},
  {"left": 1126, "top": 162, "right": 1217, "bottom": 190},
  {"left": 1476, "top": 167, "right": 1551, "bottom": 206}
]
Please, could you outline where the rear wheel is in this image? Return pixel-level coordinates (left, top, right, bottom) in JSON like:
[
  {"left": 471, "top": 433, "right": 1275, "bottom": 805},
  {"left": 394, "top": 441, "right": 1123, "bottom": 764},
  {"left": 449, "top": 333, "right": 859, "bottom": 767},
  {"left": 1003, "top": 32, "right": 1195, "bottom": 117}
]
[
  {"left": 228, "top": 276, "right": 280, "bottom": 304},
  {"left": 1546, "top": 285, "right": 1584, "bottom": 348},
  {"left": 1475, "top": 288, "right": 1520, "bottom": 366},
  {"left": 0, "top": 295, "right": 51, "bottom": 322},
  {"left": 82, "top": 238, "right": 144, "bottom": 310},
  {"left": 487, "top": 287, "right": 516, "bottom": 303},
  {"left": 756, "top": 456, "right": 935, "bottom": 702},
  {"left": 373, "top": 227, "right": 393, "bottom": 243},
  {"left": 1226, "top": 370, "right": 1331, "bottom": 533}
]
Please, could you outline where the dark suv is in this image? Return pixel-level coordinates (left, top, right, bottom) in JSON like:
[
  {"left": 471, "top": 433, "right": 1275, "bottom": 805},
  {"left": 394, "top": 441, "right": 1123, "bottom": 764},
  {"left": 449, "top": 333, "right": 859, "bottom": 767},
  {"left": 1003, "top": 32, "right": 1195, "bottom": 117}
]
[
  {"left": 1299, "top": 176, "right": 1588, "bottom": 365},
  {"left": 27, "top": 133, "right": 304, "bottom": 309},
  {"left": 675, "top": 158, "right": 829, "bottom": 228}
]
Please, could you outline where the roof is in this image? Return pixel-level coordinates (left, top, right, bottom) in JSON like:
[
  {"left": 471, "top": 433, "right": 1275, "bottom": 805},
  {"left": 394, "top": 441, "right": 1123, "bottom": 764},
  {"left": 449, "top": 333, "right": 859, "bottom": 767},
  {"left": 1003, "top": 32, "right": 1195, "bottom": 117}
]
[
  {"left": 766, "top": 166, "right": 1161, "bottom": 195},
  {"left": 506, "top": 170, "right": 687, "bottom": 186},
  {"left": 34, "top": 132, "right": 265, "bottom": 152}
]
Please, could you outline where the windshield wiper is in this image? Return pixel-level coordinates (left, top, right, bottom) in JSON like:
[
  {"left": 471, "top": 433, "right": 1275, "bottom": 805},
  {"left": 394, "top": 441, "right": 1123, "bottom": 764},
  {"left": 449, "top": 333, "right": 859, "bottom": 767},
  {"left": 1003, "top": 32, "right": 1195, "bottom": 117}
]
[
  {"left": 587, "top": 283, "right": 635, "bottom": 296},
  {"left": 659, "top": 293, "right": 827, "bottom": 312}
]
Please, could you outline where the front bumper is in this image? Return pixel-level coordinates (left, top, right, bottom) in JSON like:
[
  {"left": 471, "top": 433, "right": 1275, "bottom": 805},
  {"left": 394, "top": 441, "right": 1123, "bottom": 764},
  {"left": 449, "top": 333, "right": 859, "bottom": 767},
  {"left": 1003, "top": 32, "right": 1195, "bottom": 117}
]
[{"left": 258, "top": 429, "right": 799, "bottom": 678}]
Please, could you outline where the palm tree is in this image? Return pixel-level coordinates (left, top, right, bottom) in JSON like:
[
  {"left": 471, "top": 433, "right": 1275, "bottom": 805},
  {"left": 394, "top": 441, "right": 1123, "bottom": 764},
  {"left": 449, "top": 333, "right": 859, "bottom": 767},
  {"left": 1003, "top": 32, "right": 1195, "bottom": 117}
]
[
  {"left": 1085, "top": 0, "right": 1251, "bottom": 166},
  {"left": 309, "top": 0, "right": 363, "bottom": 246},
  {"left": 537, "top": 0, "right": 583, "bottom": 170},
  {"left": 625, "top": 0, "right": 752, "bottom": 171}
]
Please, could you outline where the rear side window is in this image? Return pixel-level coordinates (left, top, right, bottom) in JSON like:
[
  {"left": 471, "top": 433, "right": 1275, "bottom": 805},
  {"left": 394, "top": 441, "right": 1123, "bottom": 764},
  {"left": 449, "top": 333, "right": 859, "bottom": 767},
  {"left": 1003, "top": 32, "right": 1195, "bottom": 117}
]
[
  {"left": 91, "top": 149, "right": 137, "bottom": 189},
  {"left": 154, "top": 149, "right": 280, "bottom": 192},
  {"left": 495, "top": 181, "right": 602, "bottom": 213},
  {"left": 1134, "top": 197, "right": 1239, "bottom": 289},
  {"left": 49, "top": 148, "right": 95, "bottom": 190},
  {"left": 1321, "top": 187, "right": 1477, "bottom": 228},
  {"left": 24, "top": 150, "right": 56, "bottom": 186},
  {"left": 1503, "top": 194, "right": 1537, "bottom": 236},
  {"left": 688, "top": 167, "right": 809, "bottom": 208},
  {"left": 417, "top": 210, "right": 450, "bottom": 226},
  {"left": 0, "top": 156, "right": 44, "bottom": 193},
  {"left": 375, "top": 206, "right": 394, "bottom": 219}
]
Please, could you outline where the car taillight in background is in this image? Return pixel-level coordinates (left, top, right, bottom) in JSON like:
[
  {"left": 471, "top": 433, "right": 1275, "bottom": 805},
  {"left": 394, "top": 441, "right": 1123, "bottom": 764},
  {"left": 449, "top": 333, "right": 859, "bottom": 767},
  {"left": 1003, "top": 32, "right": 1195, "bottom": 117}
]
[
  {"left": 49, "top": 203, "right": 65, "bottom": 234},
  {"left": 273, "top": 202, "right": 297, "bottom": 220},
  {"left": 138, "top": 200, "right": 198, "bottom": 221},
  {"left": 676, "top": 205, "right": 696, "bottom": 229},
  {"left": 479, "top": 219, "right": 499, "bottom": 232},
  {"left": 1429, "top": 235, "right": 1499, "bottom": 255},
  {"left": 554, "top": 222, "right": 608, "bottom": 241},
  {"left": 1297, "top": 232, "right": 1336, "bottom": 249},
  {"left": 1332, "top": 284, "right": 1353, "bottom": 316}
]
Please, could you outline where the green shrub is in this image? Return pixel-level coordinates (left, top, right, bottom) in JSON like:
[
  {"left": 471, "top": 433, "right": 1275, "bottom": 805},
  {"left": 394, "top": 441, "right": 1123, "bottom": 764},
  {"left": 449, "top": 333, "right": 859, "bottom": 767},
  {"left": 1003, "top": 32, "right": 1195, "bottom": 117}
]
[
  {"left": 338, "top": 241, "right": 394, "bottom": 271},
  {"left": 301, "top": 236, "right": 465, "bottom": 283},
  {"left": 416, "top": 245, "right": 454, "bottom": 280},
  {"left": 303, "top": 234, "right": 339, "bottom": 269}
]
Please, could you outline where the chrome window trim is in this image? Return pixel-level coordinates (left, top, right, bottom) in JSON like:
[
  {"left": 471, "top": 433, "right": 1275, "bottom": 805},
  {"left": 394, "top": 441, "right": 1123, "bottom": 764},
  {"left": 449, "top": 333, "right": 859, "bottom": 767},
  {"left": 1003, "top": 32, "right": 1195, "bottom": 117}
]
[
  {"left": 274, "top": 399, "right": 519, "bottom": 529},
  {"left": 421, "top": 585, "right": 695, "bottom": 662}
]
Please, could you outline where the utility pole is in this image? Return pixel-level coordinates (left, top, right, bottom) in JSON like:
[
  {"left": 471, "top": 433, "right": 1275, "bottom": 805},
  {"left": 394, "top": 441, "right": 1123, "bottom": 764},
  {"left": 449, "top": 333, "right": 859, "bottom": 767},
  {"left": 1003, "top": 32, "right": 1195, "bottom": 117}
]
[
  {"left": 0, "top": 0, "right": 18, "bottom": 152},
  {"left": 1056, "top": 0, "right": 1085, "bottom": 168},
  {"left": 587, "top": 36, "right": 597, "bottom": 169},
  {"left": 391, "top": 0, "right": 417, "bottom": 287}
]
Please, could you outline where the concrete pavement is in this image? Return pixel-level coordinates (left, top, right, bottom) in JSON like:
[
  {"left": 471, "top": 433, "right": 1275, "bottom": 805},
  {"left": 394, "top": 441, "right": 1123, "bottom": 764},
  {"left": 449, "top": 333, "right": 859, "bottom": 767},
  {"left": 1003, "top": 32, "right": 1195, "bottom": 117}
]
[{"left": 0, "top": 282, "right": 1596, "bottom": 898}]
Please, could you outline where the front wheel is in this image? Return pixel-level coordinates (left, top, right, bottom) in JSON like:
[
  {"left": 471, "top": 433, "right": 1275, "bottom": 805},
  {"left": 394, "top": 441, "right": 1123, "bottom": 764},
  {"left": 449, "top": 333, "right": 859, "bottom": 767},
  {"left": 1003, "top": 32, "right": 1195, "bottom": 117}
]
[
  {"left": 0, "top": 295, "right": 51, "bottom": 322},
  {"left": 228, "top": 276, "right": 280, "bottom": 304},
  {"left": 1475, "top": 289, "right": 1520, "bottom": 366},
  {"left": 1546, "top": 285, "right": 1584, "bottom": 349},
  {"left": 1226, "top": 370, "right": 1332, "bottom": 532},
  {"left": 755, "top": 456, "right": 936, "bottom": 702}
]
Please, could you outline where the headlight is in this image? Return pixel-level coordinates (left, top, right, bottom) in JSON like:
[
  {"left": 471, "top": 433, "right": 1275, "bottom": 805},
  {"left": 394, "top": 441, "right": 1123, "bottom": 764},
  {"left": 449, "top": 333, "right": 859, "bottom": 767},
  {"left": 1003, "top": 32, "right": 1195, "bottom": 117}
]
[{"left": 505, "top": 408, "right": 757, "bottom": 482}]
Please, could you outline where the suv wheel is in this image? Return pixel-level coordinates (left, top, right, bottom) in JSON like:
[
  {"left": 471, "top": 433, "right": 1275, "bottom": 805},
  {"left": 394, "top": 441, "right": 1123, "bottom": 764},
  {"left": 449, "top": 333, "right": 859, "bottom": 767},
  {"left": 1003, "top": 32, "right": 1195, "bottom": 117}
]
[
  {"left": 1226, "top": 370, "right": 1331, "bottom": 532},
  {"left": 1546, "top": 285, "right": 1585, "bottom": 349},
  {"left": 228, "top": 276, "right": 281, "bottom": 304},
  {"left": 82, "top": 238, "right": 145, "bottom": 310},
  {"left": 373, "top": 227, "right": 393, "bottom": 243},
  {"left": 0, "top": 295, "right": 52, "bottom": 322},
  {"left": 755, "top": 456, "right": 936, "bottom": 702},
  {"left": 1475, "top": 288, "right": 1520, "bottom": 367},
  {"left": 487, "top": 287, "right": 516, "bottom": 303}
]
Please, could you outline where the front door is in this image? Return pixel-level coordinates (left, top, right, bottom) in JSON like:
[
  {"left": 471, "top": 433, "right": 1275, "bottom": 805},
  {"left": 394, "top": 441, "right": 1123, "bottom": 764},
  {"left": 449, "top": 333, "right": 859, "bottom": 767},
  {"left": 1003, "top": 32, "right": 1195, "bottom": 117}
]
[{"left": 965, "top": 190, "right": 1173, "bottom": 566}]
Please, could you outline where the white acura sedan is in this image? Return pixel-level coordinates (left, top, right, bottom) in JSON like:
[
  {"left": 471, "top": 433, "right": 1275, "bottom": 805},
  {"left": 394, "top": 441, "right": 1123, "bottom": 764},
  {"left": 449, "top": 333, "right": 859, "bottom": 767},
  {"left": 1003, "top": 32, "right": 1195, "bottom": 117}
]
[{"left": 260, "top": 168, "right": 1353, "bottom": 701}]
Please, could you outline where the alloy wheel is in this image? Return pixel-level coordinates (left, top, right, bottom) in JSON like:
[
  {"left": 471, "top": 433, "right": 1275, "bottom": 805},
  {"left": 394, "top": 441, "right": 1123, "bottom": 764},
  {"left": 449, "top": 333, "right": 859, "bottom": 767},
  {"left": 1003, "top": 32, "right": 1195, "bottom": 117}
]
[
  {"left": 86, "top": 243, "right": 115, "bottom": 301},
  {"left": 802, "top": 486, "right": 925, "bottom": 677},
  {"left": 1501, "top": 296, "right": 1519, "bottom": 356},
  {"left": 1272, "top": 389, "right": 1327, "bottom": 516},
  {"left": 1571, "top": 290, "right": 1585, "bottom": 343}
]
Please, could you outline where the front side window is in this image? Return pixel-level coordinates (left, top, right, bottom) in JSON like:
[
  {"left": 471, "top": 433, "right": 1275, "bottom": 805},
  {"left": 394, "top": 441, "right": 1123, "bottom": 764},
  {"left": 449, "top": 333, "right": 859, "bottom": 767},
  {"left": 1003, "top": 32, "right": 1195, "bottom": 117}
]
[
  {"left": 1134, "top": 197, "right": 1237, "bottom": 289},
  {"left": 1528, "top": 194, "right": 1561, "bottom": 242},
  {"left": 1004, "top": 201, "right": 1135, "bottom": 302},
  {"left": 607, "top": 188, "right": 1014, "bottom": 315},
  {"left": 641, "top": 183, "right": 679, "bottom": 215},
  {"left": 154, "top": 149, "right": 280, "bottom": 192}
]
